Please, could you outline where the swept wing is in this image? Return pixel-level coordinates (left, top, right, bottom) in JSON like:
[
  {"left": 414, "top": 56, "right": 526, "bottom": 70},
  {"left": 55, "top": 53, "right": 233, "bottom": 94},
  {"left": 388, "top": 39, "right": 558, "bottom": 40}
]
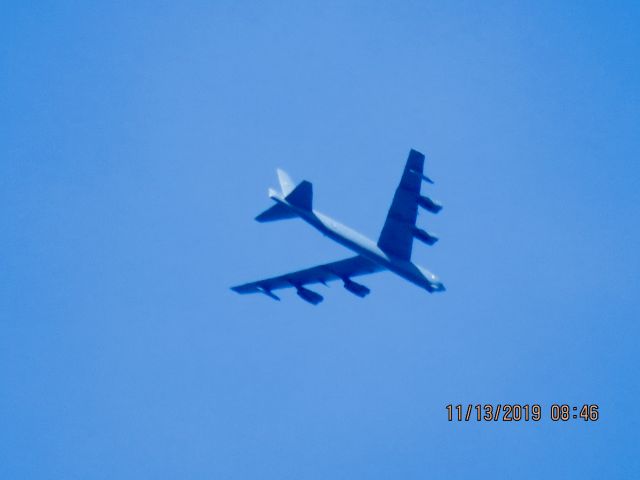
[
  {"left": 231, "top": 255, "right": 384, "bottom": 300},
  {"left": 377, "top": 149, "right": 441, "bottom": 260}
]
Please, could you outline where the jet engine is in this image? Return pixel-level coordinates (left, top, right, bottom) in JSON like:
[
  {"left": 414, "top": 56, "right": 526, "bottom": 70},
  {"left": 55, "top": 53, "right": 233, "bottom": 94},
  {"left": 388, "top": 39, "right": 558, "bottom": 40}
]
[
  {"left": 296, "top": 286, "right": 324, "bottom": 305},
  {"left": 417, "top": 195, "right": 443, "bottom": 214},
  {"left": 413, "top": 227, "right": 439, "bottom": 246},
  {"left": 343, "top": 279, "right": 370, "bottom": 298}
]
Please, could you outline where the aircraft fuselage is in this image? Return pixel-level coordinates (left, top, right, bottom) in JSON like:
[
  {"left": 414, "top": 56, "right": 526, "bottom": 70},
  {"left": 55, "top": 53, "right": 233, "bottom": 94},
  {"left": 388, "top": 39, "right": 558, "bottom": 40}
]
[{"left": 272, "top": 194, "right": 445, "bottom": 292}]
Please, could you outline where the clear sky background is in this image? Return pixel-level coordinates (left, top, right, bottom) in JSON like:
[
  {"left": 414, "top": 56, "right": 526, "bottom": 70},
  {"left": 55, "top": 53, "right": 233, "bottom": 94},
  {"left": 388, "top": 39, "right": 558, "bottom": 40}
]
[{"left": 2, "top": 1, "right": 639, "bottom": 478}]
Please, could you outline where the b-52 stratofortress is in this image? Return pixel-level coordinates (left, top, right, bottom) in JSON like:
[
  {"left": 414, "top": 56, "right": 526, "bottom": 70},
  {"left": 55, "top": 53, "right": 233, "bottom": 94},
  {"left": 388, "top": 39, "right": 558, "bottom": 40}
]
[{"left": 231, "top": 149, "right": 445, "bottom": 304}]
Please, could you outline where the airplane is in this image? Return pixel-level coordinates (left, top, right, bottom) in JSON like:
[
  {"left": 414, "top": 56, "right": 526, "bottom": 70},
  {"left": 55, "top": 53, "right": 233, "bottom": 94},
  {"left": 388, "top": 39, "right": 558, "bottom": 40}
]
[{"left": 231, "top": 149, "right": 445, "bottom": 304}]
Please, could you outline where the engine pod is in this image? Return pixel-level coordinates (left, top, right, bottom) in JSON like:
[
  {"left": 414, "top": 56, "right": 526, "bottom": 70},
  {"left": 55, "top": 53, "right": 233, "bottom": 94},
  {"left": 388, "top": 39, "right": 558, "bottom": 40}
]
[
  {"left": 296, "top": 286, "right": 323, "bottom": 305},
  {"left": 343, "top": 279, "right": 370, "bottom": 298},
  {"left": 417, "top": 195, "right": 443, "bottom": 214},
  {"left": 413, "top": 227, "right": 439, "bottom": 246}
]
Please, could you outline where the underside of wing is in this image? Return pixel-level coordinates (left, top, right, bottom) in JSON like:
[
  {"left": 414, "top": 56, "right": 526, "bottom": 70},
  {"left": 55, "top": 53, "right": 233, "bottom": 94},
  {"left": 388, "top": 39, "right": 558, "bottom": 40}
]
[
  {"left": 231, "top": 255, "right": 384, "bottom": 303},
  {"left": 377, "top": 149, "right": 441, "bottom": 260}
]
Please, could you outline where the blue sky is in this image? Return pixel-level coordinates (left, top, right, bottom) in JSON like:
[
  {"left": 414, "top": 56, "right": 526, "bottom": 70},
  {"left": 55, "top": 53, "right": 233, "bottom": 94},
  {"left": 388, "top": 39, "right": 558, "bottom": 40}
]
[{"left": 2, "top": 1, "right": 639, "bottom": 478}]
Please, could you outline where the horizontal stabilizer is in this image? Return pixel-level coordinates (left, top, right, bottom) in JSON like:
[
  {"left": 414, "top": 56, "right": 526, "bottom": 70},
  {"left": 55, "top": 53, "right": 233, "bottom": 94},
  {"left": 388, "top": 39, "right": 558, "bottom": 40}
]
[
  {"left": 255, "top": 202, "right": 297, "bottom": 222},
  {"left": 285, "top": 180, "right": 313, "bottom": 210}
]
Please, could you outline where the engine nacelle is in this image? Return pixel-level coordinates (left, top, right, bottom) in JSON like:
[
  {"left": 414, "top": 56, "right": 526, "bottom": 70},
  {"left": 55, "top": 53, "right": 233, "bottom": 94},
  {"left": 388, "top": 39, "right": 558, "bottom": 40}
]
[
  {"left": 343, "top": 279, "right": 370, "bottom": 298},
  {"left": 413, "top": 227, "right": 439, "bottom": 246},
  {"left": 296, "top": 286, "right": 324, "bottom": 305},
  {"left": 417, "top": 195, "right": 443, "bottom": 214}
]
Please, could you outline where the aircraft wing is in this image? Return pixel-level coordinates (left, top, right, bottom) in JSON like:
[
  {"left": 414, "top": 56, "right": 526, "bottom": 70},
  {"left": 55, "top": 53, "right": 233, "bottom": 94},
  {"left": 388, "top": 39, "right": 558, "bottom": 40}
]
[
  {"left": 231, "top": 255, "right": 384, "bottom": 300},
  {"left": 377, "top": 149, "right": 440, "bottom": 260}
]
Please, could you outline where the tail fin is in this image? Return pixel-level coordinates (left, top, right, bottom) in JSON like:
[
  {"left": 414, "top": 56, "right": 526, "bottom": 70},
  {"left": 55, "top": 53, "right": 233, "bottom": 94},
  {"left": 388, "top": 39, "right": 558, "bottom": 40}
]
[
  {"left": 277, "top": 169, "right": 295, "bottom": 196},
  {"left": 255, "top": 170, "right": 313, "bottom": 222},
  {"left": 285, "top": 180, "right": 313, "bottom": 210}
]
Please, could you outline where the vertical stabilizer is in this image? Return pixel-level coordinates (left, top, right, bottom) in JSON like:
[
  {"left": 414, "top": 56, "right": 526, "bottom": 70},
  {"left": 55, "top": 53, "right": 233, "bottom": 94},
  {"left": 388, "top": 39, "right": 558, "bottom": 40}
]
[{"left": 277, "top": 169, "right": 295, "bottom": 196}]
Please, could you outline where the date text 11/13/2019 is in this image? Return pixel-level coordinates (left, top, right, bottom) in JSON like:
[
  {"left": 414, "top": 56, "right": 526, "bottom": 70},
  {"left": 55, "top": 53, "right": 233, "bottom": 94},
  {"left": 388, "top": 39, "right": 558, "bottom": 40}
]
[{"left": 446, "top": 404, "right": 599, "bottom": 422}]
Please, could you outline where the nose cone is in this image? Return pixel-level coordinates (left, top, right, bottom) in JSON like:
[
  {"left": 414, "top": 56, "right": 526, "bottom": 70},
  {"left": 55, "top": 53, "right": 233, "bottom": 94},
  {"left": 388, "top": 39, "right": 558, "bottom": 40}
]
[
  {"left": 417, "top": 266, "right": 445, "bottom": 292},
  {"left": 424, "top": 280, "right": 445, "bottom": 293}
]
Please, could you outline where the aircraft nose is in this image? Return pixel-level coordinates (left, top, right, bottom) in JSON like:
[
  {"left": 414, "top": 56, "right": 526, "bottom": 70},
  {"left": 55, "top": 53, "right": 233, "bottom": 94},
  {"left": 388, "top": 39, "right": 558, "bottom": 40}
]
[{"left": 428, "top": 281, "right": 446, "bottom": 292}]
